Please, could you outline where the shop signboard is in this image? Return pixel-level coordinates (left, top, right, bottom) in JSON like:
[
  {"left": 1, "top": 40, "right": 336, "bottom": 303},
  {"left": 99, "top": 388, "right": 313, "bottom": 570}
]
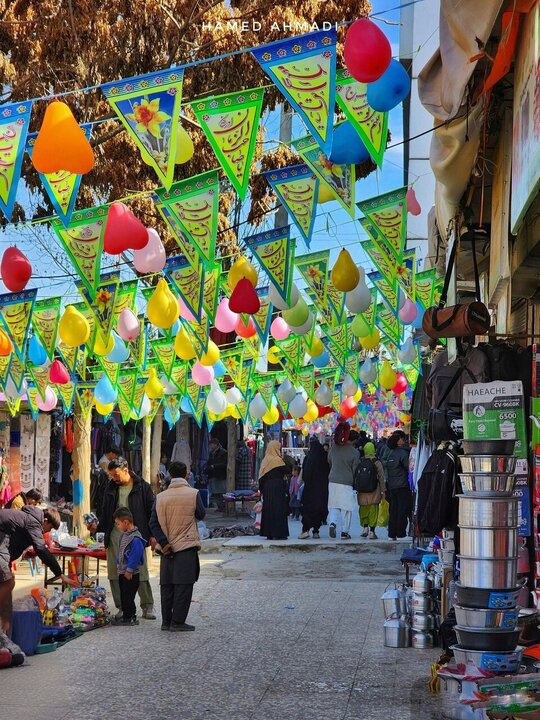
[
  {"left": 511, "top": 3, "right": 540, "bottom": 233},
  {"left": 462, "top": 381, "right": 527, "bottom": 458}
]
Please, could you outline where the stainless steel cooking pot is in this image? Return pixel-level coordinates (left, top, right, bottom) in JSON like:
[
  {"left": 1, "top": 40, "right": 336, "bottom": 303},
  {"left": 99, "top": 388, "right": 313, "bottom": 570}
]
[
  {"left": 453, "top": 605, "right": 519, "bottom": 630},
  {"left": 384, "top": 616, "right": 410, "bottom": 648},
  {"left": 450, "top": 645, "right": 523, "bottom": 674},
  {"left": 410, "top": 611, "right": 435, "bottom": 630},
  {"left": 410, "top": 593, "right": 434, "bottom": 613},
  {"left": 460, "top": 526, "right": 519, "bottom": 557},
  {"left": 412, "top": 571, "right": 432, "bottom": 593},
  {"left": 411, "top": 630, "right": 434, "bottom": 649},
  {"left": 381, "top": 587, "right": 408, "bottom": 618},
  {"left": 458, "top": 556, "right": 518, "bottom": 589},
  {"left": 459, "top": 473, "right": 516, "bottom": 496},
  {"left": 459, "top": 455, "right": 517, "bottom": 474},
  {"left": 458, "top": 496, "right": 518, "bottom": 527}
]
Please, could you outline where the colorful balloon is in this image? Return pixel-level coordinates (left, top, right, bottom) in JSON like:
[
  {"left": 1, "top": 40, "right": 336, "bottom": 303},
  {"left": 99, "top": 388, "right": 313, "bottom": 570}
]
[
  {"left": 215, "top": 298, "right": 238, "bottom": 333},
  {"left": 329, "top": 122, "right": 370, "bottom": 165},
  {"left": 95, "top": 400, "right": 115, "bottom": 416},
  {"left": 398, "top": 298, "right": 418, "bottom": 325},
  {"left": 117, "top": 308, "right": 140, "bottom": 341},
  {"left": 262, "top": 405, "right": 280, "bottom": 425},
  {"left": 49, "top": 359, "right": 70, "bottom": 385},
  {"left": 175, "top": 124, "right": 195, "bottom": 164},
  {"left": 235, "top": 317, "right": 257, "bottom": 338},
  {"left": 192, "top": 362, "right": 214, "bottom": 386},
  {"left": 0, "top": 329, "right": 13, "bottom": 357},
  {"left": 331, "top": 249, "right": 359, "bottom": 292},
  {"left": 103, "top": 202, "right": 148, "bottom": 254},
  {"left": 36, "top": 386, "right": 58, "bottom": 412},
  {"left": 359, "top": 328, "right": 380, "bottom": 350},
  {"left": 282, "top": 297, "right": 309, "bottom": 327},
  {"left": 107, "top": 331, "right": 130, "bottom": 363},
  {"left": 268, "top": 282, "right": 299, "bottom": 311},
  {"left": 406, "top": 187, "right": 421, "bottom": 216},
  {"left": 249, "top": 393, "right": 267, "bottom": 420},
  {"left": 228, "top": 256, "right": 258, "bottom": 291},
  {"left": 59, "top": 306, "right": 90, "bottom": 347},
  {"left": 229, "top": 278, "right": 260, "bottom": 314},
  {"left": 94, "top": 374, "right": 118, "bottom": 405},
  {"left": 344, "top": 18, "right": 392, "bottom": 84},
  {"left": 1, "top": 247, "right": 32, "bottom": 292},
  {"left": 200, "top": 340, "right": 220, "bottom": 366},
  {"left": 367, "top": 59, "right": 411, "bottom": 112},
  {"left": 147, "top": 279, "right": 179, "bottom": 329},
  {"left": 32, "top": 101, "right": 94, "bottom": 174},
  {"left": 270, "top": 317, "right": 291, "bottom": 341},
  {"left": 289, "top": 393, "right": 308, "bottom": 419},
  {"left": 144, "top": 367, "right": 164, "bottom": 399},
  {"left": 379, "top": 360, "right": 397, "bottom": 391},
  {"left": 28, "top": 336, "right": 47, "bottom": 366},
  {"left": 339, "top": 396, "right": 357, "bottom": 419},
  {"left": 93, "top": 331, "right": 115, "bottom": 356},
  {"left": 174, "top": 328, "right": 196, "bottom": 360},
  {"left": 133, "top": 228, "right": 166, "bottom": 273}
]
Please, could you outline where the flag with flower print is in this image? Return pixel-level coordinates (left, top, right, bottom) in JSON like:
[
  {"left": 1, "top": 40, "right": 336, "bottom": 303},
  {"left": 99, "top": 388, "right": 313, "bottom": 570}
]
[
  {"left": 295, "top": 250, "right": 330, "bottom": 314},
  {"left": 77, "top": 272, "right": 120, "bottom": 345},
  {"left": 292, "top": 132, "right": 356, "bottom": 217},
  {"left": 102, "top": 68, "right": 184, "bottom": 190},
  {"left": 76, "top": 382, "right": 96, "bottom": 420},
  {"left": 263, "top": 165, "right": 319, "bottom": 248}
]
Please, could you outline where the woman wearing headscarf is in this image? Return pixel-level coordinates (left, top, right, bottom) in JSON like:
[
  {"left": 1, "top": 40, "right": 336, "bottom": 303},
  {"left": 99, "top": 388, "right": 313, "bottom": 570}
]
[
  {"left": 327, "top": 424, "right": 360, "bottom": 540},
  {"left": 357, "top": 442, "right": 386, "bottom": 539},
  {"left": 299, "top": 438, "right": 330, "bottom": 540},
  {"left": 258, "top": 440, "right": 289, "bottom": 540}
]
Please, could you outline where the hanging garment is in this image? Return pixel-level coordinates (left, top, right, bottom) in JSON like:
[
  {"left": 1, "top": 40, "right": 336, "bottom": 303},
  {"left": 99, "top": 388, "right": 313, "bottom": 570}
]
[{"left": 416, "top": 447, "right": 460, "bottom": 535}]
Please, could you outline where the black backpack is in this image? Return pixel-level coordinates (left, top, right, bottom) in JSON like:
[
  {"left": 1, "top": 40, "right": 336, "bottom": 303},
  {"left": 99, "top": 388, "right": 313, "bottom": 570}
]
[{"left": 353, "top": 458, "right": 378, "bottom": 493}]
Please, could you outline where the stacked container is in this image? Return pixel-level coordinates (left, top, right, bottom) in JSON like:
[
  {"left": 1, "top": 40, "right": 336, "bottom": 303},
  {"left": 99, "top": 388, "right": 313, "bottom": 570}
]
[
  {"left": 410, "top": 568, "right": 437, "bottom": 648},
  {"left": 451, "top": 438, "right": 524, "bottom": 674}
]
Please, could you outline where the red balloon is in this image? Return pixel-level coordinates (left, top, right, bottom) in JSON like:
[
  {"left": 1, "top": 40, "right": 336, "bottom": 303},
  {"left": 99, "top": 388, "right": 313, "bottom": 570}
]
[
  {"left": 1, "top": 247, "right": 32, "bottom": 292},
  {"left": 392, "top": 372, "right": 408, "bottom": 395},
  {"left": 103, "top": 202, "right": 149, "bottom": 254},
  {"left": 235, "top": 316, "right": 257, "bottom": 338},
  {"left": 229, "top": 278, "right": 260, "bottom": 314},
  {"left": 49, "top": 359, "right": 70, "bottom": 385},
  {"left": 344, "top": 18, "right": 392, "bottom": 83},
  {"left": 339, "top": 396, "right": 357, "bottom": 419}
]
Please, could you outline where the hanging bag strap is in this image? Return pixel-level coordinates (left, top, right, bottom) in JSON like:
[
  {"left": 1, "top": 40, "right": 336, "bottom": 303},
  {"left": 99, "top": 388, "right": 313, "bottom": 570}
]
[{"left": 438, "top": 235, "right": 459, "bottom": 310}]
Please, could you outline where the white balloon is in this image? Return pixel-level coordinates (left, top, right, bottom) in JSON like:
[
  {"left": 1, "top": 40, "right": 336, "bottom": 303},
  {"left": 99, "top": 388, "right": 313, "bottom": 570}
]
[
  {"left": 249, "top": 392, "right": 267, "bottom": 420},
  {"left": 398, "top": 338, "right": 417, "bottom": 365},
  {"left": 345, "top": 279, "right": 372, "bottom": 314},
  {"left": 226, "top": 386, "right": 242, "bottom": 405},
  {"left": 289, "top": 393, "right": 308, "bottom": 418},
  {"left": 359, "top": 358, "right": 377, "bottom": 385},
  {"left": 268, "top": 282, "right": 300, "bottom": 311},
  {"left": 315, "top": 381, "right": 332, "bottom": 406},
  {"left": 137, "top": 394, "right": 152, "bottom": 418},
  {"left": 276, "top": 378, "right": 296, "bottom": 404},
  {"left": 206, "top": 380, "right": 228, "bottom": 415},
  {"left": 288, "top": 312, "right": 314, "bottom": 336},
  {"left": 342, "top": 374, "right": 358, "bottom": 397},
  {"left": 4, "top": 376, "right": 21, "bottom": 400}
]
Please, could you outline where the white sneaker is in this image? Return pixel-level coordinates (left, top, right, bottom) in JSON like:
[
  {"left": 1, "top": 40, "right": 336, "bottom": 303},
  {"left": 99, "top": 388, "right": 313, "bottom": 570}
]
[
  {"left": 298, "top": 531, "right": 310, "bottom": 539},
  {"left": 142, "top": 607, "right": 156, "bottom": 620}
]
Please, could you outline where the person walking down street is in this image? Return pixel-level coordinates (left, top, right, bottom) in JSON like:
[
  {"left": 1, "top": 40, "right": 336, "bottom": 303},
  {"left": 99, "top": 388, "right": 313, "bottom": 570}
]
[
  {"left": 86, "top": 457, "right": 157, "bottom": 620},
  {"left": 288, "top": 465, "right": 303, "bottom": 520},
  {"left": 259, "top": 441, "right": 289, "bottom": 541},
  {"left": 299, "top": 438, "right": 329, "bottom": 540},
  {"left": 235, "top": 439, "right": 252, "bottom": 491},
  {"left": 111, "top": 507, "right": 147, "bottom": 627},
  {"left": 149, "top": 462, "right": 205, "bottom": 632},
  {"left": 357, "top": 442, "right": 386, "bottom": 539},
  {"left": 327, "top": 425, "right": 360, "bottom": 540},
  {"left": 386, "top": 434, "right": 412, "bottom": 540},
  {"left": 205, "top": 437, "right": 228, "bottom": 510}
]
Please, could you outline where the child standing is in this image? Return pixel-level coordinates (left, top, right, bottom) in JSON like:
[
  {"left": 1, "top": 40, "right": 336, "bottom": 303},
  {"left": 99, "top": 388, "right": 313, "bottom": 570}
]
[
  {"left": 289, "top": 465, "right": 303, "bottom": 520},
  {"left": 111, "top": 507, "right": 146, "bottom": 626}
]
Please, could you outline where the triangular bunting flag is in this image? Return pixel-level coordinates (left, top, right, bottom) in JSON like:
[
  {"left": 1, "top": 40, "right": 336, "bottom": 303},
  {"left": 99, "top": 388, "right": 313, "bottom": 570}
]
[
  {"left": 164, "top": 256, "right": 205, "bottom": 322},
  {"left": 28, "top": 364, "right": 49, "bottom": 401},
  {"left": 31, "top": 297, "right": 61, "bottom": 361},
  {"left": 322, "top": 324, "right": 348, "bottom": 370},
  {"left": 118, "top": 369, "right": 138, "bottom": 407},
  {"left": 78, "top": 271, "right": 120, "bottom": 345},
  {"left": 154, "top": 170, "right": 219, "bottom": 266},
  {"left": 357, "top": 187, "right": 408, "bottom": 260},
  {"left": 190, "top": 392, "right": 206, "bottom": 429},
  {"left": 57, "top": 342, "right": 79, "bottom": 375},
  {"left": 345, "top": 353, "right": 359, "bottom": 385},
  {"left": 202, "top": 262, "right": 221, "bottom": 323},
  {"left": 253, "top": 372, "right": 277, "bottom": 410},
  {"left": 183, "top": 314, "right": 210, "bottom": 357},
  {"left": 376, "top": 304, "right": 402, "bottom": 347},
  {"left": 335, "top": 68, "right": 389, "bottom": 168},
  {"left": 56, "top": 381, "right": 76, "bottom": 415},
  {"left": 145, "top": 398, "right": 162, "bottom": 426},
  {"left": 221, "top": 349, "right": 242, "bottom": 386},
  {"left": 26, "top": 124, "right": 92, "bottom": 226},
  {"left": 0, "top": 289, "right": 37, "bottom": 363},
  {"left": 97, "top": 356, "right": 120, "bottom": 388},
  {"left": 292, "top": 132, "right": 356, "bottom": 217},
  {"left": 51, "top": 206, "right": 107, "bottom": 299},
  {"left": 191, "top": 88, "right": 264, "bottom": 200},
  {"left": 415, "top": 268, "right": 438, "bottom": 310},
  {"left": 251, "top": 288, "right": 273, "bottom": 345},
  {"left": 26, "top": 385, "right": 39, "bottom": 421},
  {"left": 102, "top": 68, "right": 184, "bottom": 190},
  {"left": 0, "top": 356, "right": 11, "bottom": 386},
  {"left": 132, "top": 379, "right": 146, "bottom": 415},
  {"left": 129, "top": 316, "right": 148, "bottom": 369},
  {"left": 316, "top": 366, "right": 340, "bottom": 393},
  {"left": 5, "top": 397, "right": 20, "bottom": 417},
  {"left": 0, "top": 100, "right": 33, "bottom": 221},
  {"left": 252, "top": 29, "right": 337, "bottom": 153},
  {"left": 150, "top": 338, "right": 176, "bottom": 378},
  {"left": 369, "top": 272, "right": 399, "bottom": 316},
  {"left": 275, "top": 337, "right": 303, "bottom": 374},
  {"left": 263, "top": 165, "right": 318, "bottom": 248},
  {"left": 185, "top": 378, "right": 201, "bottom": 413},
  {"left": 236, "top": 357, "right": 254, "bottom": 400},
  {"left": 297, "top": 366, "right": 315, "bottom": 400},
  {"left": 117, "top": 393, "right": 133, "bottom": 425},
  {"left": 156, "top": 204, "right": 200, "bottom": 269},
  {"left": 8, "top": 355, "right": 25, "bottom": 393},
  {"left": 244, "top": 227, "right": 295, "bottom": 307},
  {"left": 112, "top": 279, "right": 139, "bottom": 328},
  {"left": 326, "top": 275, "right": 346, "bottom": 327},
  {"left": 76, "top": 382, "right": 96, "bottom": 420},
  {"left": 295, "top": 250, "right": 330, "bottom": 314},
  {"left": 397, "top": 249, "right": 417, "bottom": 301},
  {"left": 170, "top": 363, "right": 188, "bottom": 395},
  {"left": 236, "top": 398, "right": 250, "bottom": 424}
]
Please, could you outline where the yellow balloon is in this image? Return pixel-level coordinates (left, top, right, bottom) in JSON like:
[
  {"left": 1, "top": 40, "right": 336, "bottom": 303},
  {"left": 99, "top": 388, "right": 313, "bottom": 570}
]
[
  {"left": 93, "top": 331, "right": 114, "bottom": 356},
  {"left": 59, "top": 306, "right": 90, "bottom": 348},
  {"left": 145, "top": 367, "right": 164, "bottom": 399},
  {"left": 306, "top": 336, "right": 324, "bottom": 358},
  {"left": 262, "top": 405, "right": 279, "bottom": 425},
  {"left": 95, "top": 400, "right": 115, "bottom": 416},
  {"left": 175, "top": 124, "right": 195, "bottom": 164},
  {"left": 230, "top": 405, "right": 241, "bottom": 420},
  {"left": 147, "top": 279, "right": 179, "bottom": 329},
  {"left": 359, "top": 328, "right": 381, "bottom": 350},
  {"left": 301, "top": 426, "right": 309, "bottom": 436},
  {"left": 380, "top": 359, "right": 397, "bottom": 391},
  {"left": 174, "top": 327, "right": 196, "bottom": 360},
  {"left": 267, "top": 347, "right": 282, "bottom": 364},
  {"left": 304, "top": 400, "right": 319, "bottom": 422},
  {"left": 200, "top": 339, "right": 220, "bottom": 366},
  {"left": 317, "top": 183, "right": 334, "bottom": 204},
  {"left": 353, "top": 388, "right": 363, "bottom": 403},
  {"left": 331, "top": 248, "right": 360, "bottom": 292},
  {"left": 228, "top": 256, "right": 258, "bottom": 291}
]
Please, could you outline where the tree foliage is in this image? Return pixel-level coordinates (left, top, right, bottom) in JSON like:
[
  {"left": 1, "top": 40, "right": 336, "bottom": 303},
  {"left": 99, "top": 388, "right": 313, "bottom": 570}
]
[{"left": 0, "top": 0, "right": 371, "bottom": 254}]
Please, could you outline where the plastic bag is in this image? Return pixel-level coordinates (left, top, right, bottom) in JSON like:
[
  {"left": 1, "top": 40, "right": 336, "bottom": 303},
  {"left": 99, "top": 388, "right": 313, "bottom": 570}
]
[
  {"left": 377, "top": 499, "right": 389, "bottom": 528},
  {"left": 197, "top": 521, "right": 210, "bottom": 540}
]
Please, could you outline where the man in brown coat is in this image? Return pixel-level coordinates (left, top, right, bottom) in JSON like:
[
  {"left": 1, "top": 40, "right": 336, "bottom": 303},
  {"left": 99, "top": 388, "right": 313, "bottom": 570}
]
[{"left": 149, "top": 461, "right": 205, "bottom": 632}]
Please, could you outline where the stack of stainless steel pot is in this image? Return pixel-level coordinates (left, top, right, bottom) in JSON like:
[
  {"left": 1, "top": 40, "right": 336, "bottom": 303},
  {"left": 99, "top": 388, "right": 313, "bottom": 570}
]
[
  {"left": 451, "top": 439, "right": 524, "bottom": 672},
  {"left": 381, "top": 585, "right": 410, "bottom": 647},
  {"left": 410, "top": 570, "right": 436, "bottom": 648}
]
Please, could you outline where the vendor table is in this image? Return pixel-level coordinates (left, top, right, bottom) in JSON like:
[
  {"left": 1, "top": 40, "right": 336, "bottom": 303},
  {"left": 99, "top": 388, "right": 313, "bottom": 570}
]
[
  {"left": 223, "top": 496, "right": 258, "bottom": 518},
  {"left": 28, "top": 547, "right": 106, "bottom": 588}
]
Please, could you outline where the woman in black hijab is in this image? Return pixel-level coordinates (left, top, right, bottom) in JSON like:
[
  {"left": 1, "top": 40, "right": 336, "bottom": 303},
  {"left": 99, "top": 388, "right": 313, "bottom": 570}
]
[{"left": 298, "top": 438, "right": 330, "bottom": 539}]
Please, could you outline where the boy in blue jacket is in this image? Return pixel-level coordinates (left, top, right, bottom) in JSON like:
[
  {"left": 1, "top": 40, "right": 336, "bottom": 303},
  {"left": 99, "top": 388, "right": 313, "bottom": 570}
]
[{"left": 111, "top": 507, "right": 146, "bottom": 626}]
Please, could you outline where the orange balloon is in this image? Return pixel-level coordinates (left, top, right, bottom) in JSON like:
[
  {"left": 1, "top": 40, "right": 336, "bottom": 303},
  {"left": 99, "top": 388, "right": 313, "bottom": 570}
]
[
  {"left": 0, "top": 328, "right": 12, "bottom": 356},
  {"left": 32, "top": 101, "right": 94, "bottom": 174}
]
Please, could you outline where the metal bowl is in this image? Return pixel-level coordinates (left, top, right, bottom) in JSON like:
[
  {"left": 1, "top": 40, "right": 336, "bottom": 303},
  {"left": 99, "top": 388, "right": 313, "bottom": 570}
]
[
  {"left": 454, "top": 626, "right": 521, "bottom": 651},
  {"left": 459, "top": 473, "right": 516, "bottom": 496},
  {"left": 454, "top": 605, "right": 519, "bottom": 630},
  {"left": 462, "top": 439, "right": 516, "bottom": 455},
  {"left": 459, "top": 455, "right": 517, "bottom": 474},
  {"left": 454, "top": 583, "right": 522, "bottom": 609},
  {"left": 450, "top": 645, "right": 523, "bottom": 673}
]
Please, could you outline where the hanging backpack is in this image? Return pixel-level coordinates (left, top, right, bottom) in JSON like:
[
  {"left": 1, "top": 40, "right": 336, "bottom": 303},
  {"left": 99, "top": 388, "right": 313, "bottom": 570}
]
[{"left": 353, "top": 457, "right": 378, "bottom": 494}]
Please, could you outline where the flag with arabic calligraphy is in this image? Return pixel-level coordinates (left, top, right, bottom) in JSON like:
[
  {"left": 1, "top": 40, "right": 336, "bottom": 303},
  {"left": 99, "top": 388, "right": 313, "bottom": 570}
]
[
  {"left": 118, "top": 368, "right": 138, "bottom": 408},
  {"left": 295, "top": 250, "right": 330, "bottom": 314},
  {"left": 182, "top": 314, "right": 210, "bottom": 356},
  {"left": 156, "top": 203, "right": 200, "bottom": 269},
  {"left": 244, "top": 227, "right": 295, "bottom": 307},
  {"left": 191, "top": 88, "right": 264, "bottom": 200},
  {"left": 252, "top": 372, "right": 278, "bottom": 410},
  {"left": 70, "top": 300, "right": 97, "bottom": 358},
  {"left": 154, "top": 170, "right": 219, "bottom": 266},
  {"left": 369, "top": 271, "right": 399, "bottom": 316},
  {"left": 322, "top": 323, "right": 348, "bottom": 369},
  {"left": 117, "top": 393, "right": 133, "bottom": 425},
  {"left": 0, "top": 100, "right": 33, "bottom": 221},
  {"left": 376, "top": 303, "right": 402, "bottom": 347},
  {"left": 327, "top": 274, "right": 347, "bottom": 326},
  {"left": 112, "top": 280, "right": 139, "bottom": 328},
  {"left": 357, "top": 187, "right": 408, "bottom": 261},
  {"left": 26, "top": 124, "right": 92, "bottom": 227},
  {"left": 292, "top": 132, "right": 356, "bottom": 217},
  {"left": 202, "top": 262, "right": 221, "bottom": 323},
  {"left": 102, "top": 68, "right": 184, "bottom": 190},
  {"left": 56, "top": 381, "right": 76, "bottom": 415},
  {"left": 0, "top": 355, "right": 10, "bottom": 387},
  {"left": 264, "top": 165, "right": 318, "bottom": 248},
  {"left": 51, "top": 206, "right": 107, "bottom": 299},
  {"left": 77, "top": 271, "right": 120, "bottom": 345},
  {"left": 31, "top": 296, "right": 61, "bottom": 361},
  {"left": 252, "top": 29, "right": 337, "bottom": 154},
  {"left": 0, "top": 289, "right": 36, "bottom": 363},
  {"left": 415, "top": 268, "right": 439, "bottom": 310},
  {"left": 335, "top": 69, "right": 388, "bottom": 168},
  {"left": 170, "top": 363, "right": 187, "bottom": 396},
  {"left": 164, "top": 255, "right": 205, "bottom": 322},
  {"left": 28, "top": 364, "right": 49, "bottom": 401},
  {"left": 150, "top": 338, "right": 176, "bottom": 378},
  {"left": 250, "top": 287, "right": 273, "bottom": 345},
  {"left": 8, "top": 354, "right": 25, "bottom": 393},
  {"left": 26, "top": 385, "right": 39, "bottom": 421},
  {"left": 397, "top": 249, "right": 417, "bottom": 301}
]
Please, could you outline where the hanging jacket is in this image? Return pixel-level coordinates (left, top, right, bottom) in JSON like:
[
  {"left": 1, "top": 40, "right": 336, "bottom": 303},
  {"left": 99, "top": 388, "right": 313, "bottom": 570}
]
[{"left": 416, "top": 448, "right": 459, "bottom": 535}]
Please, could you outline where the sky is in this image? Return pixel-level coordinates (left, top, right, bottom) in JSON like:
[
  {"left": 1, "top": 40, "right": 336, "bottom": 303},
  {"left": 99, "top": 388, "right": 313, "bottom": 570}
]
[{"left": 0, "top": 0, "right": 411, "bottom": 313}]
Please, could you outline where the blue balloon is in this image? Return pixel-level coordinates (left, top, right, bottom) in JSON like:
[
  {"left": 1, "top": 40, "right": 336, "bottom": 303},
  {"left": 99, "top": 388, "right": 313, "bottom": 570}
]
[
  {"left": 329, "top": 122, "right": 371, "bottom": 165},
  {"left": 164, "top": 407, "right": 179, "bottom": 429},
  {"left": 213, "top": 360, "right": 226, "bottom": 378},
  {"left": 367, "top": 59, "right": 411, "bottom": 112},
  {"left": 107, "top": 331, "right": 130, "bottom": 363},
  {"left": 180, "top": 397, "right": 192, "bottom": 413},
  {"left": 312, "top": 351, "right": 330, "bottom": 368},
  {"left": 171, "top": 320, "right": 181, "bottom": 336},
  {"left": 94, "top": 374, "right": 118, "bottom": 405},
  {"left": 411, "top": 302, "right": 424, "bottom": 329},
  {"left": 28, "top": 336, "right": 48, "bottom": 366}
]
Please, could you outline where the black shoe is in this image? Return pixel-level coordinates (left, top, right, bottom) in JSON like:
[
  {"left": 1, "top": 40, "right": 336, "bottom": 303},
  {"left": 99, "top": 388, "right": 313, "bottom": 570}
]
[
  {"left": 112, "top": 616, "right": 139, "bottom": 626},
  {"left": 329, "top": 523, "right": 336, "bottom": 539},
  {"left": 161, "top": 624, "right": 170, "bottom": 631},
  {"left": 170, "top": 623, "right": 195, "bottom": 632},
  {"left": 341, "top": 532, "right": 351, "bottom": 540}
]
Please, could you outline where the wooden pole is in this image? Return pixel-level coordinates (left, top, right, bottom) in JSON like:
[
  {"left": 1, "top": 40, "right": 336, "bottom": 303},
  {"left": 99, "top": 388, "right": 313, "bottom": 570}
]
[
  {"left": 150, "top": 408, "right": 163, "bottom": 494},
  {"left": 226, "top": 417, "right": 237, "bottom": 492},
  {"left": 72, "top": 401, "right": 92, "bottom": 538},
  {"left": 142, "top": 419, "right": 151, "bottom": 483}
]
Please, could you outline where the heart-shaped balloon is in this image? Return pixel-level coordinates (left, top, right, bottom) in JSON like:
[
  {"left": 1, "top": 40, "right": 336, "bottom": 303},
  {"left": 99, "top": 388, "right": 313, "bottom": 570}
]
[
  {"left": 104, "top": 202, "right": 149, "bottom": 254},
  {"left": 229, "top": 278, "right": 260, "bottom": 314},
  {"left": 1, "top": 247, "right": 32, "bottom": 292}
]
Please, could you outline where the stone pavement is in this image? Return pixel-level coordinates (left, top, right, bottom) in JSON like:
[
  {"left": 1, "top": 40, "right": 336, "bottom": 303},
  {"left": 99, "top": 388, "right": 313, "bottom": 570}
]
[{"left": 4, "top": 542, "right": 443, "bottom": 720}]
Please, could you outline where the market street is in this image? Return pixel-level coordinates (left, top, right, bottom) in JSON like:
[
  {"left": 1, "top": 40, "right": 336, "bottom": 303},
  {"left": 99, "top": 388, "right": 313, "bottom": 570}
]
[{"left": 3, "top": 542, "right": 440, "bottom": 720}]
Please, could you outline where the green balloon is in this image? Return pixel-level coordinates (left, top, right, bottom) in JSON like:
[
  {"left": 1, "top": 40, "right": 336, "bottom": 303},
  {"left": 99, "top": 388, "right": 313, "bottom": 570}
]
[
  {"left": 283, "top": 297, "right": 309, "bottom": 327},
  {"left": 351, "top": 314, "right": 371, "bottom": 337}
]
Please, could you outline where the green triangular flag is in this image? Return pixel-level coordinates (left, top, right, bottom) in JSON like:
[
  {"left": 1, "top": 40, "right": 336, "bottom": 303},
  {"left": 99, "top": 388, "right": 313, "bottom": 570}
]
[{"left": 31, "top": 297, "right": 61, "bottom": 361}]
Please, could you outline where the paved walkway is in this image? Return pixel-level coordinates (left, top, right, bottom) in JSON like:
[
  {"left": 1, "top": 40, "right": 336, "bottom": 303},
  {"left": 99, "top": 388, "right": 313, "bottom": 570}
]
[{"left": 5, "top": 543, "right": 442, "bottom": 720}]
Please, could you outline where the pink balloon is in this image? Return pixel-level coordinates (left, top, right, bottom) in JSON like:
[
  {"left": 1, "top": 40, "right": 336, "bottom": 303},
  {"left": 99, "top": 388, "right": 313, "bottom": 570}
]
[
  {"left": 178, "top": 296, "right": 197, "bottom": 322},
  {"left": 406, "top": 187, "right": 421, "bottom": 216},
  {"left": 37, "top": 386, "right": 57, "bottom": 412},
  {"left": 192, "top": 362, "right": 214, "bottom": 386},
  {"left": 117, "top": 308, "right": 140, "bottom": 341},
  {"left": 270, "top": 316, "right": 291, "bottom": 340},
  {"left": 214, "top": 298, "right": 238, "bottom": 333},
  {"left": 133, "top": 228, "right": 166, "bottom": 273},
  {"left": 399, "top": 298, "right": 418, "bottom": 324}
]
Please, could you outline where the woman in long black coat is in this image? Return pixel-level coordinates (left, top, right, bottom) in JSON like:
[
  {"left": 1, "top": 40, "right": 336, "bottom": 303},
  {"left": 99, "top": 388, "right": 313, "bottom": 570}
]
[
  {"left": 259, "top": 440, "right": 289, "bottom": 540},
  {"left": 299, "top": 438, "right": 329, "bottom": 539}
]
